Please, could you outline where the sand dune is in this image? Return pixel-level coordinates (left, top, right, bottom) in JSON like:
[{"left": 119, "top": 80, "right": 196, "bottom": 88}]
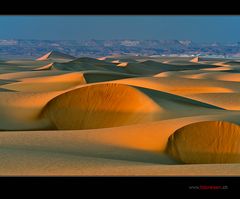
[
  {"left": 186, "top": 93, "right": 240, "bottom": 110},
  {"left": 0, "top": 91, "right": 61, "bottom": 130},
  {"left": 51, "top": 57, "right": 127, "bottom": 74},
  {"left": 42, "top": 80, "right": 229, "bottom": 130},
  {"left": 42, "top": 83, "right": 161, "bottom": 130},
  {"left": 0, "top": 70, "right": 66, "bottom": 80},
  {"left": 112, "top": 76, "right": 238, "bottom": 95},
  {"left": 1, "top": 55, "right": 240, "bottom": 175},
  {"left": 190, "top": 56, "right": 228, "bottom": 63},
  {"left": 33, "top": 63, "right": 54, "bottom": 71},
  {"left": 183, "top": 71, "right": 240, "bottom": 82},
  {"left": 1, "top": 72, "right": 86, "bottom": 92},
  {"left": 117, "top": 62, "right": 128, "bottom": 67},
  {"left": 190, "top": 56, "right": 199, "bottom": 63},
  {"left": 166, "top": 121, "right": 240, "bottom": 163},
  {"left": 123, "top": 61, "right": 218, "bottom": 75},
  {"left": 37, "top": 51, "right": 75, "bottom": 61}
]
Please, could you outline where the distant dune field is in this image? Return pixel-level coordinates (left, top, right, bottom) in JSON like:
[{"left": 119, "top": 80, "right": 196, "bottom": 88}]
[{"left": 0, "top": 51, "right": 240, "bottom": 175}]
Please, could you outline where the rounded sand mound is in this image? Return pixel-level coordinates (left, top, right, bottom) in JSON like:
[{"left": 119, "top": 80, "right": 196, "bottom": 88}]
[
  {"left": 166, "top": 121, "right": 240, "bottom": 163},
  {"left": 42, "top": 83, "right": 161, "bottom": 130}
]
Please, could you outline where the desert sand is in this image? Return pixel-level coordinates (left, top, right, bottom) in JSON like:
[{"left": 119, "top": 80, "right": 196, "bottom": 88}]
[{"left": 0, "top": 52, "right": 240, "bottom": 176}]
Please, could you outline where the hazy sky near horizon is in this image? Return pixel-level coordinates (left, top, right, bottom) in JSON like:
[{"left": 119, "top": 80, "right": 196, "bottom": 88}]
[{"left": 0, "top": 16, "right": 240, "bottom": 42}]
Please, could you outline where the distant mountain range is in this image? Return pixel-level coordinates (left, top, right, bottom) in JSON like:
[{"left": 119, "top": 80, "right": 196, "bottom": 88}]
[{"left": 0, "top": 39, "right": 240, "bottom": 58}]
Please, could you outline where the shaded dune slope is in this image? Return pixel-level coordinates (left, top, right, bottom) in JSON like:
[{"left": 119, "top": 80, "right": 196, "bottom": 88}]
[
  {"left": 37, "top": 51, "right": 75, "bottom": 61},
  {"left": 52, "top": 57, "right": 126, "bottom": 74},
  {"left": 123, "top": 61, "right": 219, "bottom": 75},
  {"left": 37, "top": 57, "right": 220, "bottom": 77}
]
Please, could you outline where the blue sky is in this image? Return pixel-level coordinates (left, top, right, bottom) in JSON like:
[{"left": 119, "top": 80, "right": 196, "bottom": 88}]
[{"left": 0, "top": 16, "right": 239, "bottom": 42}]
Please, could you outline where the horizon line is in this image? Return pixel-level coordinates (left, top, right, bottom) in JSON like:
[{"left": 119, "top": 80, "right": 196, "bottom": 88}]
[{"left": 0, "top": 38, "right": 239, "bottom": 43}]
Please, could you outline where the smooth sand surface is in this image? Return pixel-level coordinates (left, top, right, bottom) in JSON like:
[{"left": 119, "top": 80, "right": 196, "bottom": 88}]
[
  {"left": 0, "top": 53, "right": 240, "bottom": 175},
  {"left": 166, "top": 121, "right": 240, "bottom": 163}
]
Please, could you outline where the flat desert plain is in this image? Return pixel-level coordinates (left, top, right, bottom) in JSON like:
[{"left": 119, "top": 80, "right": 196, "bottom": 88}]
[{"left": 0, "top": 51, "right": 240, "bottom": 175}]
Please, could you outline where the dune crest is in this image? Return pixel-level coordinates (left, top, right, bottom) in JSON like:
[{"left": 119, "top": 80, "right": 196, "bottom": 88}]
[
  {"left": 190, "top": 56, "right": 199, "bottom": 63},
  {"left": 33, "top": 63, "right": 54, "bottom": 71},
  {"left": 166, "top": 121, "right": 240, "bottom": 163},
  {"left": 36, "top": 51, "right": 75, "bottom": 61},
  {"left": 117, "top": 62, "right": 128, "bottom": 67}
]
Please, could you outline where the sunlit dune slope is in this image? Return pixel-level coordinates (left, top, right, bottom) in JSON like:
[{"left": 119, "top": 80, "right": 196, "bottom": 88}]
[
  {"left": 0, "top": 91, "right": 61, "bottom": 130},
  {"left": 181, "top": 71, "right": 240, "bottom": 82},
  {"left": 42, "top": 79, "right": 228, "bottom": 131},
  {"left": 166, "top": 121, "right": 240, "bottom": 163},
  {"left": 42, "top": 83, "right": 161, "bottom": 130},
  {"left": 0, "top": 70, "right": 138, "bottom": 92},
  {"left": 0, "top": 70, "right": 67, "bottom": 80},
  {"left": 1, "top": 72, "right": 86, "bottom": 92},
  {"left": 112, "top": 76, "right": 239, "bottom": 95},
  {"left": 33, "top": 63, "right": 54, "bottom": 71}
]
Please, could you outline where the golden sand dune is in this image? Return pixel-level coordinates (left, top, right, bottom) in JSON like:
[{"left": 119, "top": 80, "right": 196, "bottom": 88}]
[
  {"left": 112, "top": 76, "right": 238, "bottom": 95},
  {"left": 1, "top": 56, "right": 240, "bottom": 175},
  {"left": 224, "top": 61, "right": 240, "bottom": 66},
  {"left": 1, "top": 72, "right": 86, "bottom": 92},
  {"left": 42, "top": 83, "right": 161, "bottom": 130},
  {"left": 186, "top": 93, "right": 240, "bottom": 110},
  {"left": 0, "top": 91, "right": 61, "bottom": 130},
  {"left": 213, "top": 62, "right": 231, "bottom": 67},
  {"left": 190, "top": 56, "right": 200, "bottom": 63},
  {"left": 182, "top": 71, "right": 240, "bottom": 82},
  {"left": 42, "top": 81, "right": 228, "bottom": 130},
  {"left": 117, "top": 62, "right": 128, "bottom": 67},
  {"left": 158, "top": 69, "right": 240, "bottom": 85},
  {"left": 190, "top": 56, "right": 228, "bottom": 63},
  {"left": 201, "top": 66, "right": 232, "bottom": 71},
  {"left": 33, "top": 63, "right": 54, "bottom": 70},
  {"left": 166, "top": 121, "right": 240, "bottom": 163},
  {"left": 154, "top": 69, "right": 207, "bottom": 78},
  {"left": 0, "top": 70, "right": 66, "bottom": 80},
  {"left": 0, "top": 70, "right": 138, "bottom": 92}
]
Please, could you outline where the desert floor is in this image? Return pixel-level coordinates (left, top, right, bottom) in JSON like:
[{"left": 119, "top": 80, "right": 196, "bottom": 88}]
[{"left": 0, "top": 52, "right": 240, "bottom": 176}]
